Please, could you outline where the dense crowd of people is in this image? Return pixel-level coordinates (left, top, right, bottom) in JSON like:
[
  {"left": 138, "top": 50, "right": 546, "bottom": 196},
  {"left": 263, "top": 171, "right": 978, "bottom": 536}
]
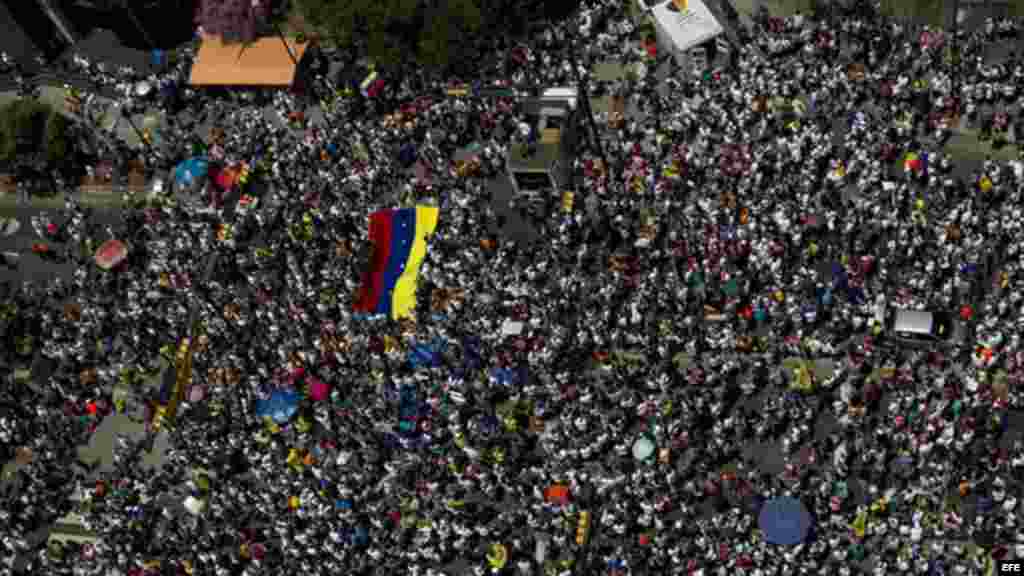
[{"left": 3, "top": 0, "right": 1024, "bottom": 574}]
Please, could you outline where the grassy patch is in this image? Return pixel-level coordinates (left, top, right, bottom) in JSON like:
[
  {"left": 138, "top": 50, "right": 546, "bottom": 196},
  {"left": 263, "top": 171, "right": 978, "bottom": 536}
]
[
  {"left": 944, "top": 130, "right": 1020, "bottom": 163},
  {"left": 879, "top": 0, "right": 946, "bottom": 27},
  {"left": 0, "top": 192, "right": 125, "bottom": 217}
]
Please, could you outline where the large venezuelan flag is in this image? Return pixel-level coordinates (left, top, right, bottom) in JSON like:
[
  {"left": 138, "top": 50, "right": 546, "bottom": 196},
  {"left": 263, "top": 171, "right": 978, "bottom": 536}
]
[{"left": 354, "top": 205, "right": 439, "bottom": 318}]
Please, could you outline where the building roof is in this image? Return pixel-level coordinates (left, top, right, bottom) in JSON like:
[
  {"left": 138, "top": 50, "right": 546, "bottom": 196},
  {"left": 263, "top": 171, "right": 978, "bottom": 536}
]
[
  {"left": 188, "top": 35, "right": 312, "bottom": 87},
  {"left": 650, "top": 0, "right": 724, "bottom": 54}
]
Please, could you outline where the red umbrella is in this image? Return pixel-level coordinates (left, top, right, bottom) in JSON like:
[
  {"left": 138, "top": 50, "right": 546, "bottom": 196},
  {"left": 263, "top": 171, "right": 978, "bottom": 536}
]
[
  {"left": 212, "top": 166, "right": 239, "bottom": 190},
  {"left": 644, "top": 41, "right": 657, "bottom": 59},
  {"left": 308, "top": 377, "right": 330, "bottom": 401},
  {"left": 95, "top": 239, "right": 128, "bottom": 270}
]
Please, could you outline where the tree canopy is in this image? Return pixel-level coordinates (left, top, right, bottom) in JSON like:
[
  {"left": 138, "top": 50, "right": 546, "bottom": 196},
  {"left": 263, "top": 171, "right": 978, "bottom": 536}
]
[
  {"left": 0, "top": 100, "right": 76, "bottom": 184},
  {"left": 195, "top": 0, "right": 273, "bottom": 43},
  {"left": 292, "top": 0, "right": 519, "bottom": 71},
  {"left": 0, "top": 100, "right": 52, "bottom": 165}
]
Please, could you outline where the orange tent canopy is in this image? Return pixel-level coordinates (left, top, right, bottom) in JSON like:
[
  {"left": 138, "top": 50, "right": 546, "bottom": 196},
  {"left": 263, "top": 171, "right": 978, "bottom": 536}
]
[
  {"left": 189, "top": 36, "right": 313, "bottom": 87},
  {"left": 544, "top": 485, "right": 570, "bottom": 505}
]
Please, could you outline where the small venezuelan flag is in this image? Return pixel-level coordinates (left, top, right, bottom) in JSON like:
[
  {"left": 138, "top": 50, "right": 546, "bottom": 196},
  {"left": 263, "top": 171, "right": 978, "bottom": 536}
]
[
  {"left": 360, "top": 71, "right": 379, "bottom": 97},
  {"left": 354, "top": 205, "right": 439, "bottom": 319}
]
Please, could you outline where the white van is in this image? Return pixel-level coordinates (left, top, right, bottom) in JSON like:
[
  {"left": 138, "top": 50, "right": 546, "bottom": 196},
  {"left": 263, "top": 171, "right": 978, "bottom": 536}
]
[{"left": 886, "top": 309, "right": 967, "bottom": 349}]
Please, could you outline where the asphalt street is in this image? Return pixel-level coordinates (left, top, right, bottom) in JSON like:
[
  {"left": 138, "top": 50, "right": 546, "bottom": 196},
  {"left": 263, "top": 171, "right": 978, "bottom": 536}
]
[{"left": 0, "top": 203, "right": 121, "bottom": 286}]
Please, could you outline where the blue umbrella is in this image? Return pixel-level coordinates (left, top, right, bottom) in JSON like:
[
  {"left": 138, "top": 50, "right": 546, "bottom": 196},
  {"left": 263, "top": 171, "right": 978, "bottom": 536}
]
[
  {"left": 816, "top": 285, "right": 833, "bottom": 306},
  {"left": 490, "top": 368, "right": 520, "bottom": 387},
  {"left": 398, "top": 143, "right": 418, "bottom": 168},
  {"left": 160, "top": 80, "right": 177, "bottom": 103},
  {"left": 831, "top": 262, "right": 848, "bottom": 292},
  {"left": 847, "top": 286, "right": 866, "bottom": 306},
  {"left": 759, "top": 496, "right": 813, "bottom": 545},
  {"left": 480, "top": 414, "right": 499, "bottom": 435},
  {"left": 408, "top": 338, "right": 445, "bottom": 369},
  {"left": 174, "top": 157, "right": 209, "bottom": 187},
  {"left": 255, "top": 389, "right": 300, "bottom": 424}
]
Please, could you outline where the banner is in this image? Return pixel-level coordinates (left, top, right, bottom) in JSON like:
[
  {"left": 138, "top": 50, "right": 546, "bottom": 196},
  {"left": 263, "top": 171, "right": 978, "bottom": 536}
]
[{"left": 354, "top": 206, "right": 439, "bottom": 319}]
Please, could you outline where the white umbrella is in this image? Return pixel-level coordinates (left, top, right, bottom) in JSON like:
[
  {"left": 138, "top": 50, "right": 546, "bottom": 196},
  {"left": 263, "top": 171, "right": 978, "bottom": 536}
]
[
  {"left": 135, "top": 81, "right": 152, "bottom": 97},
  {"left": 183, "top": 496, "right": 206, "bottom": 516},
  {"left": 632, "top": 436, "right": 655, "bottom": 461}
]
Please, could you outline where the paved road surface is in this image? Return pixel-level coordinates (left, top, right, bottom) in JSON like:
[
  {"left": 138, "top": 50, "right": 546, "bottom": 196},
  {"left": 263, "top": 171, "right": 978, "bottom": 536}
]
[{"left": 0, "top": 203, "right": 122, "bottom": 286}]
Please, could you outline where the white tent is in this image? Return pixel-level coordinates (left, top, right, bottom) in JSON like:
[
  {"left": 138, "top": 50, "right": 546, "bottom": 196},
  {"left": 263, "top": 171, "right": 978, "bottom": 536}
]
[{"left": 649, "top": 0, "right": 725, "bottom": 69}]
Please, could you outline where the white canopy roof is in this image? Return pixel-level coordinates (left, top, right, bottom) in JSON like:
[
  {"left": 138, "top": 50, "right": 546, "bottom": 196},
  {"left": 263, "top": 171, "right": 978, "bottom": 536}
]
[{"left": 650, "top": 0, "right": 725, "bottom": 54}]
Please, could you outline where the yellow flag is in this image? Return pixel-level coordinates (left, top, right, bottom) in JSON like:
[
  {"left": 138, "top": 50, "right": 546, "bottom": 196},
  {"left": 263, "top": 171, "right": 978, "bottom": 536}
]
[{"left": 850, "top": 512, "right": 867, "bottom": 539}]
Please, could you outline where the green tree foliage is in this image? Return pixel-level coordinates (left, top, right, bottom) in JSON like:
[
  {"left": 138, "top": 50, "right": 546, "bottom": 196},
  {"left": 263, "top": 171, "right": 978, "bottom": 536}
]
[
  {"left": 45, "top": 112, "right": 69, "bottom": 166},
  {"left": 0, "top": 100, "right": 74, "bottom": 192},
  {"left": 0, "top": 100, "right": 55, "bottom": 159},
  {"left": 293, "top": 0, "right": 485, "bottom": 70}
]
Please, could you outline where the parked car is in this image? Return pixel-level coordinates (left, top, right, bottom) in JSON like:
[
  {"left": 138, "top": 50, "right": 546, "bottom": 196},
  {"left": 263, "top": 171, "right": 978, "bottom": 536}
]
[{"left": 884, "top": 309, "right": 969, "bottom": 348}]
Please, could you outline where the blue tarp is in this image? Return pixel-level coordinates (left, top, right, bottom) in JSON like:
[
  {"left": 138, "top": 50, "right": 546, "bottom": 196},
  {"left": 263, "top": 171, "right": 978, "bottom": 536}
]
[
  {"left": 490, "top": 367, "right": 524, "bottom": 387},
  {"left": 408, "top": 338, "right": 446, "bottom": 369},
  {"left": 255, "top": 389, "right": 300, "bottom": 424},
  {"left": 174, "top": 157, "right": 209, "bottom": 186},
  {"left": 759, "top": 496, "right": 813, "bottom": 545}
]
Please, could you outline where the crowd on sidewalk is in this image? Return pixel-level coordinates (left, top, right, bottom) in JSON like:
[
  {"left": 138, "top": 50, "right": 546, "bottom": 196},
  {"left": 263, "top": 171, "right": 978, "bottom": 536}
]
[{"left": 2, "top": 1, "right": 1024, "bottom": 575}]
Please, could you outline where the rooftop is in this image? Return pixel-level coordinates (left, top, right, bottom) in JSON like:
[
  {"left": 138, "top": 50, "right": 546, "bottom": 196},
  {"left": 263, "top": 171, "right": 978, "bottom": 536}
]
[{"left": 189, "top": 35, "right": 313, "bottom": 87}]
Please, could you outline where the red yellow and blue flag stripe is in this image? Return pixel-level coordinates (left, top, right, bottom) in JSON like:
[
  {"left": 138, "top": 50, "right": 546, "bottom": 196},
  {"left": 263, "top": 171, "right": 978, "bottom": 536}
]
[{"left": 354, "top": 205, "right": 439, "bottom": 319}]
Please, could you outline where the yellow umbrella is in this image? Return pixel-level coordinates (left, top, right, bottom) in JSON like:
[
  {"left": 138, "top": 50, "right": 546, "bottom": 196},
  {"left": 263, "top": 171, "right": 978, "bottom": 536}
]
[
  {"left": 790, "top": 363, "right": 814, "bottom": 393},
  {"left": 286, "top": 448, "right": 303, "bottom": 471},
  {"left": 487, "top": 543, "right": 508, "bottom": 569},
  {"left": 561, "top": 191, "right": 574, "bottom": 213}
]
